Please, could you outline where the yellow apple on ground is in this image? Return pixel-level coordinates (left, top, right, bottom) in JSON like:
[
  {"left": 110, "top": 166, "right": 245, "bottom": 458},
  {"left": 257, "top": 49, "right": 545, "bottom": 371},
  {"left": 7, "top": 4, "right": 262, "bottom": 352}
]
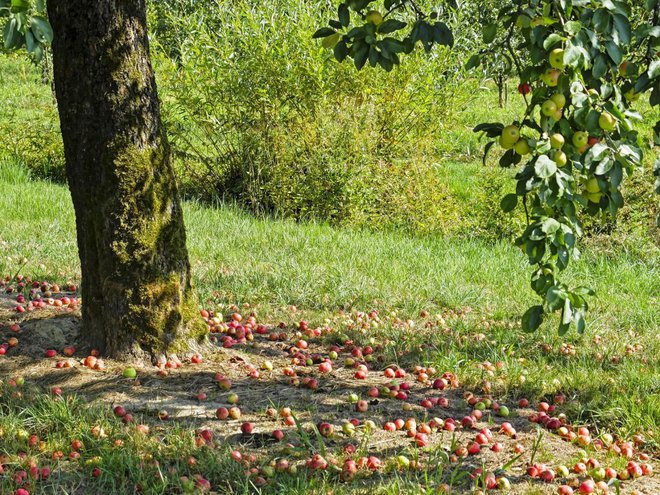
[
  {"left": 541, "top": 99, "right": 557, "bottom": 117},
  {"left": 550, "top": 133, "right": 565, "bottom": 149},
  {"left": 549, "top": 48, "right": 565, "bottom": 69},
  {"left": 514, "top": 139, "right": 531, "bottom": 155},
  {"left": 598, "top": 112, "right": 616, "bottom": 132}
]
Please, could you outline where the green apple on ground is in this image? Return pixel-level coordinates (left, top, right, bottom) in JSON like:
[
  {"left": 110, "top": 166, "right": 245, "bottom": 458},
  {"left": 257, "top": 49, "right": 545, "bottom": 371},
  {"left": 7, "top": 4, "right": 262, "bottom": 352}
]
[
  {"left": 122, "top": 367, "right": 137, "bottom": 379},
  {"left": 541, "top": 99, "right": 557, "bottom": 117},
  {"left": 550, "top": 133, "right": 565, "bottom": 149},
  {"left": 549, "top": 48, "right": 564, "bottom": 69},
  {"left": 514, "top": 139, "right": 531, "bottom": 155},
  {"left": 598, "top": 112, "right": 616, "bottom": 132}
]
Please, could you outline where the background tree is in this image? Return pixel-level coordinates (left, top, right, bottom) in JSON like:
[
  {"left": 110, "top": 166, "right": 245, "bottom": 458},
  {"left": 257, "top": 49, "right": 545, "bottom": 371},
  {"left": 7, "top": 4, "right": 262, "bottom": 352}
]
[
  {"left": 315, "top": 0, "right": 659, "bottom": 334},
  {"left": 1, "top": 0, "right": 204, "bottom": 359}
]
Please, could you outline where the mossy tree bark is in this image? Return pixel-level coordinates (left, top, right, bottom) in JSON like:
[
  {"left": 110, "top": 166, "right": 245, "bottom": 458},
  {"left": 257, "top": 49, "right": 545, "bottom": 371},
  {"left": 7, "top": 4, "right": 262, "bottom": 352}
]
[{"left": 47, "top": 1, "right": 204, "bottom": 360}]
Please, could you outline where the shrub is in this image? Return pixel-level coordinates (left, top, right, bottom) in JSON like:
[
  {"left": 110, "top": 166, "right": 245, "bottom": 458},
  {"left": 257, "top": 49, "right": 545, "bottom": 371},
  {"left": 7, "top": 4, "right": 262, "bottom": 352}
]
[
  {"left": 150, "top": 0, "right": 469, "bottom": 232},
  {"left": 0, "top": 54, "right": 65, "bottom": 181}
]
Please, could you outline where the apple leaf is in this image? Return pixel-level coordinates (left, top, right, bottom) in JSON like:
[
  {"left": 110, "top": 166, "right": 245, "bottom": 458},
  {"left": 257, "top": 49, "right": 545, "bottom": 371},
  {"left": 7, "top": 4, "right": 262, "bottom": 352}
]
[
  {"left": 522, "top": 305, "right": 544, "bottom": 333},
  {"left": 543, "top": 34, "right": 563, "bottom": 50},
  {"left": 534, "top": 155, "right": 557, "bottom": 179},
  {"left": 378, "top": 19, "right": 407, "bottom": 35},
  {"left": 500, "top": 193, "right": 518, "bottom": 212},
  {"left": 313, "top": 27, "right": 336, "bottom": 39},
  {"left": 465, "top": 54, "right": 481, "bottom": 70},
  {"left": 482, "top": 23, "right": 497, "bottom": 44}
]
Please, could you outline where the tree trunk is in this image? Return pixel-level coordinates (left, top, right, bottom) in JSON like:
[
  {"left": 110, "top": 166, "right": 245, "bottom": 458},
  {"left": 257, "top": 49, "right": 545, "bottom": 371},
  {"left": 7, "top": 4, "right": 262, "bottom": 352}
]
[{"left": 47, "top": 0, "right": 205, "bottom": 360}]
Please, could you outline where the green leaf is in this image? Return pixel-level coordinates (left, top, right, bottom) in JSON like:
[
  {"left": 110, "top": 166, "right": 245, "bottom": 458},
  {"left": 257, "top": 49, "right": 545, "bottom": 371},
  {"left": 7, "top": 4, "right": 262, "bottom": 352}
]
[
  {"left": 612, "top": 14, "right": 631, "bottom": 45},
  {"left": 353, "top": 41, "right": 368, "bottom": 70},
  {"left": 522, "top": 305, "right": 544, "bottom": 332},
  {"left": 482, "top": 141, "right": 495, "bottom": 166},
  {"left": 500, "top": 193, "right": 518, "bottom": 212},
  {"left": 543, "top": 33, "right": 563, "bottom": 50},
  {"left": 465, "top": 54, "right": 481, "bottom": 70},
  {"left": 604, "top": 40, "right": 622, "bottom": 65},
  {"left": 333, "top": 41, "right": 349, "bottom": 62},
  {"left": 482, "top": 23, "right": 497, "bottom": 43},
  {"left": 590, "top": 143, "right": 609, "bottom": 160},
  {"left": 10, "top": 0, "right": 28, "bottom": 11},
  {"left": 338, "top": 3, "right": 350, "bottom": 27},
  {"left": 25, "top": 26, "right": 35, "bottom": 52},
  {"left": 313, "top": 27, "right": 336, "bottom": 39},
  {"left": 433, "top": 21, "right": 453, "bottom": 47},
  {"left": 649, "top": 60, "right": 660, "bottom": 79},
  {"left": 378, "top": 19, "right": 406, "bottom": 35},
  {"left": 3, "top": 16, "right": 21, "bottom": 49},
  {"left": 592, "top": 9, "right": 610, "bottom": 33},
  {"left": 546, "top": 285, "right": 565, "bottom": 311},
  {"left": 564, "top": 41, "right": 584, "bottom": 68},
  {"left": 575, "top": 309, "right": 586, "bottom": 334},
  {"left": 534, "top": 155, "right": 557, "bottom": 179},
  {"left": 592, "top": 54, "right": 608, "bottom": 78},
  {"left": 541, "top": 218, "right": 560, "bottom": 234},
  {"left": 564, "top": 21, "right": 582, "bottom": 35},
  {"left": 30, "top": 16, "right": 53, "bottom": 43}
]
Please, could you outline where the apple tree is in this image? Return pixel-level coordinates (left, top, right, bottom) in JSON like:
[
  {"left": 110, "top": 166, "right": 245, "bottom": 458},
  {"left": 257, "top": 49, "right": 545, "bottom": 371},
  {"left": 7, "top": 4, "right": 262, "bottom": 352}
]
[
  {"left": 1, "top": 0, "right": 205, "bottom": 360},
  {"left": 315, "top": 0, "right": 659, "bottom": 334}
]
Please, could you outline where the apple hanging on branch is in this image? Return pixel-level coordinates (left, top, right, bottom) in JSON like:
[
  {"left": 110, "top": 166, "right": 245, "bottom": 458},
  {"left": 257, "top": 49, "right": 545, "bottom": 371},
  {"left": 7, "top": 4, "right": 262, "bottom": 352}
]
[{"left": 315, "top": 0, "right": 659, "bottom": 334}]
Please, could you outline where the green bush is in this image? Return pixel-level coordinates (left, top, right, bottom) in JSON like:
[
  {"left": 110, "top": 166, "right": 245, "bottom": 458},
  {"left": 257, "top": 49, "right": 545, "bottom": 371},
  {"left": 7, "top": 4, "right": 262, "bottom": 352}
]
[
  {"left": 150, "top": 0, "right": 470, "bottom": 232},
  {"left": 0, "top": 54, "right": 65, "bottom": 181}
]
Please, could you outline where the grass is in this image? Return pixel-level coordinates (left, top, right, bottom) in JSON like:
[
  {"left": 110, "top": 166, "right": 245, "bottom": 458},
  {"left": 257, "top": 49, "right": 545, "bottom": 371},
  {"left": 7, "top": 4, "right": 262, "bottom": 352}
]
[
  {"left": 0, "top": 52, "right": 658, "bottom": 494},
  {"left": 1, "top": 159, "right": 658, "bottom": 445}
]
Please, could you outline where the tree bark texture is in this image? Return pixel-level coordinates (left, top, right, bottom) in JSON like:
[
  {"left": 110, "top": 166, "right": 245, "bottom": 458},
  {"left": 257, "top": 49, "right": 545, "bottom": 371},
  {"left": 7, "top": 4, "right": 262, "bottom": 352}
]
[{"left": 47, "top": 0, "right": 204, "bottom": 359}]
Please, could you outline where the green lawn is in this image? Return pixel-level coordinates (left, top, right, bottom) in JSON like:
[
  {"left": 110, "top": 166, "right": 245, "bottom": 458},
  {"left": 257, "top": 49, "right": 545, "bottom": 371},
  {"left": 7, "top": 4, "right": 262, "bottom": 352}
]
[{"left": 1, "top": 160, "right": 658, "bottom": 445}]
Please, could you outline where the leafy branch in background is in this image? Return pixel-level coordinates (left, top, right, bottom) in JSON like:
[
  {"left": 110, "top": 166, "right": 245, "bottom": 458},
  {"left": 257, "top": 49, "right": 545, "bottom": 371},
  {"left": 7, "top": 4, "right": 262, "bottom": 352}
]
[
  {"left": 315, "top": 0, "right": 659, "bottom": 335},
  {"left": 1, "top": 0, "right": 52, "bottom": 60}
]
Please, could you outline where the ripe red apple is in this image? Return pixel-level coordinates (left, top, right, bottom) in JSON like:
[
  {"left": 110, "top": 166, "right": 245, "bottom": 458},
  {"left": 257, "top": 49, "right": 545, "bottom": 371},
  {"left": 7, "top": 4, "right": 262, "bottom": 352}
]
[{"left": 578, "top": 479, "right": 595, "bottom": 494}]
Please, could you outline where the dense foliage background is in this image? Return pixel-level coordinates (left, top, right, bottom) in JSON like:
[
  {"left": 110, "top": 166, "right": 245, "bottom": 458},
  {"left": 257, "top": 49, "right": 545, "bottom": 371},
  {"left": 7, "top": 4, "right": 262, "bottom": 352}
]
[{"left": 0, "top": 0, "right": 657, "bottom": 252}]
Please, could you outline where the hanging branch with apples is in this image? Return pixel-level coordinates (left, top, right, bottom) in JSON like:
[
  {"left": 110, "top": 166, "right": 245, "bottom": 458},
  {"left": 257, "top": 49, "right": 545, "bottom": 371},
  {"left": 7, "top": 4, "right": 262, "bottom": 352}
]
[{"left": 315, "top": 0, "right": 659, "bottom": 334}]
